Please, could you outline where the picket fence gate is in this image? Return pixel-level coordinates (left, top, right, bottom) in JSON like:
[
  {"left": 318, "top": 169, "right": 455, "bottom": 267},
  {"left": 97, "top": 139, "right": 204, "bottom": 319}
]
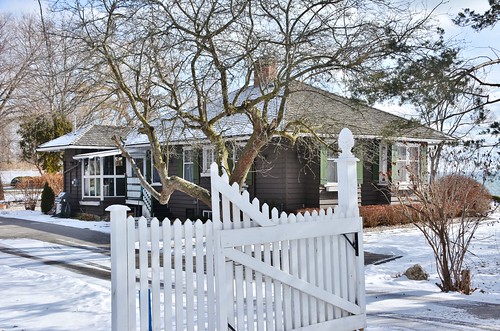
[{"left": 109, "top": 128, "right": 366, "bottom": 330}]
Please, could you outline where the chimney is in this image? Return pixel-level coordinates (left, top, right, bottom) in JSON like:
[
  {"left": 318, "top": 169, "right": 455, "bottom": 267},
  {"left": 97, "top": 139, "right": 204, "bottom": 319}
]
[{"left": 253, "top": 57, "right": 277, "bottom": 87}]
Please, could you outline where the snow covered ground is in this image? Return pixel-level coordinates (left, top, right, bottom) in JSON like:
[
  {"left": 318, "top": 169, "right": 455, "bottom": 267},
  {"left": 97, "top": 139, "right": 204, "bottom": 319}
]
[{"left": 0, "top": 208, "right": 499, "bottom": 330}]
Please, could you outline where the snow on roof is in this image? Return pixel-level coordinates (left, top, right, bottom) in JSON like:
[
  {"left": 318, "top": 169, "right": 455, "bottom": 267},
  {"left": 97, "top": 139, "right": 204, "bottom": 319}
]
[
  {"left": 124, "top": 82, "right": 450, "bottom": 147},
  {"left": 38, "top": 125, "right": 131, "bottom": 152}
]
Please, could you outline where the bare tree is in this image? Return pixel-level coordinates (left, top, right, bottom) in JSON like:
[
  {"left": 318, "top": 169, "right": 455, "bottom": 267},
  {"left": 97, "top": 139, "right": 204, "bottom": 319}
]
[
  {"left": 0, "top": 14, "right": 38, "bottom": 127},
  {"left": 52, "top": 0, "right": 444, "bottom": 206},
  {"left": 10, "top": 13, "right": 133, "bottom": 128}
]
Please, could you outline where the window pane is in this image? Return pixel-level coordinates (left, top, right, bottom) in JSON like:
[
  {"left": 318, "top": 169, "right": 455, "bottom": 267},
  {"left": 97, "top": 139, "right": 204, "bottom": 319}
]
[
  {"left": 103, "top": 178, "right": 114, "bottom": 196},
  {"left": 116, "top": 178, "right": 126, "bottom": 196},
  {"left": 153, "top": 167, "right": 160, "bottom": 182},
  {"left": 104, "top": 156, "right": 114, "bottom": 175},
  {"left": 184, "top": 149, "right": 194, "bottom": 163},
  {"left": 84, "top": 178, "right": 90, "bottom": 196},
  {"left": 89, "top": 159, "right": 95, "bottom": 175},
  {"left": 132, "top": 158, "right": 144, "bottom": 177},
  {"left": 327, "top": 160, "right": 338, "bottom": 182},
  {"left": 395, "top": 161, "right": 407, "bottom": 182},
  {"left": 84, "top": 159, "right": 90, "bottom": 175},
  {"left": 184, "top": 164, "right": 194, "bottom": 182},
  {"left": 398, "top": 146, "right": 407, "bottom": 160},
  {"left": 115, "top": 156, "right": 125, "bottom": 174},
  {"left": 90, "top": 178, "right": 96, "bottom": 196},
  {"left": 95, "top": 158, "right": 101, "bottom": 175},
  {"left": 94, "top": 178, "right": 100, "bottom": 196}
]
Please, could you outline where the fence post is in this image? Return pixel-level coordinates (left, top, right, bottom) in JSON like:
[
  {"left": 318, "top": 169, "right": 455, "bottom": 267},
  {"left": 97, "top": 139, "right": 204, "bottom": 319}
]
[
  {"left": 335, "top": 128, "right": 359, "bottom": 218},
  {"left": 107, "top": 204, "right": 131, "bottom": 331}
]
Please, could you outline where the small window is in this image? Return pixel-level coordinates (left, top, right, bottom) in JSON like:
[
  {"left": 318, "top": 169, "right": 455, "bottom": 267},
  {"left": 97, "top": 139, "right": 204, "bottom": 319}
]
[
  {"left": 326, "top": 149, "right": 338, "bottom": 183},
  {"left": 183, "top": 148, "right": 194, "bottom": 182},
  {"left": 201, "top": 146, "right": 214, "bottom": 176},
  {"left": 394, "top": 144, "right": 420, "bottom": 184}
]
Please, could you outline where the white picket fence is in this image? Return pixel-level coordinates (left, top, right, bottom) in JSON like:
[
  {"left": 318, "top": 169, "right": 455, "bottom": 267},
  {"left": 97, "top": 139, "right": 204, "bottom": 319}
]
[{"left": 108, "top": 128, "right": 366, "bottom": 330}]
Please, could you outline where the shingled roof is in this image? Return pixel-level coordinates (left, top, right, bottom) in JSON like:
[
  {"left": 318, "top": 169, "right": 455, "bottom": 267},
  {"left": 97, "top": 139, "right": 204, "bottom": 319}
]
[
  {"left": 37, "top": 125, "right": 131, "bottom": 152},
  {"left": 285, "top": 81, "right": 450, "bottom": 141},
  {"left": 124, "top": 81, "right": 451, "bottom": 147}
]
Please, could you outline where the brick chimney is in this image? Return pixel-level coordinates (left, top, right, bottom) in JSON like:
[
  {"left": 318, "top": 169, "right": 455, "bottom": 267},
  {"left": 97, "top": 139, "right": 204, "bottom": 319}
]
[{"left": 253, "top": 57, "right": 277, "bottom": 87}]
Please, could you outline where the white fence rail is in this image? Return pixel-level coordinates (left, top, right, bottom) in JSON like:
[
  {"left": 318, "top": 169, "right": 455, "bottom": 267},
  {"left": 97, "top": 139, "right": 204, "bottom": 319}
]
[{"left": 109, "top": 128, "right": 366, "bottom": 330}]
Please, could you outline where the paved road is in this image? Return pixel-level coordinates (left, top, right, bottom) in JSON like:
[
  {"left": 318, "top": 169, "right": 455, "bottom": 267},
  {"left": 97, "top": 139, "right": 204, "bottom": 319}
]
[{"left": 0, "top": 216, "right": 111, "bottom": 279}]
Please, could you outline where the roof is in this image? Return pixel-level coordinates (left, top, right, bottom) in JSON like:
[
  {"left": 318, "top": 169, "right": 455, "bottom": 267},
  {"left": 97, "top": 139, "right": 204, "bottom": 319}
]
[
  {"left": 285, "top": 82, "right": 450, "bottom": 141},
  {"left": 37, "top": 125, "right": 131, "bottom": 152},
  {"left": 123, "top": 82, "right": 452, "bottom": 147}
]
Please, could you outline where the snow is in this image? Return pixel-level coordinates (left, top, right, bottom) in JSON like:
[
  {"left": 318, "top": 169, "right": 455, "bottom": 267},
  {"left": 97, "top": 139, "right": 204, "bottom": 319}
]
[{"left": 0, "top": 208, "right": 499, "bottom": 330}]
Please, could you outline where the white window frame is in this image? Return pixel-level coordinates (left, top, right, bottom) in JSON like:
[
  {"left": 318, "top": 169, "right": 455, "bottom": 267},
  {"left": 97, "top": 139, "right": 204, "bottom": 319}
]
[
  {"left": 324, "top": 148, "right": 339, "bottom": 192},
  {"left": 82, "top": 157, "right": 101, "bottom": 198},
  {"left": 82, "top": 156, "right": 126, "bottom": 200},
  {"left": 201, "top": 146, "right": 214, "bottom": 177},
  {"left": 394, "top": 143, "right": 420, "bottom": 185},
  {"left": 183, "top": 147, "right": 194, "bottom": 182},
  {"left": 102, "top": 156, "right": 126, "bottom": 197},
  {"left": 379, "top": 143, "right": 389, "bottom": 184}
]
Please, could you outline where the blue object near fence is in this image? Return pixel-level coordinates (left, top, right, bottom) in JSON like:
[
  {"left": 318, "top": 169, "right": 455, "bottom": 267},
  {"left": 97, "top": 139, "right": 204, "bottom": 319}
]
[{"left": 138, "top": 288, "right": 152, "bottom": 331}]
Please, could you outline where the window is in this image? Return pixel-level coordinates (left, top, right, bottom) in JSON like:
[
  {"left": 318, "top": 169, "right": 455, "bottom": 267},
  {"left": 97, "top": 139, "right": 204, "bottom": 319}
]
[
  {"left": 83, "top": 158, "right": 100, "bottom": 197},
  {"left": 394, "top": 144, "right": 420, "bottom": 184},
  {"left": 82, "top": 155, "right": 126, "bottom": 198},
  {"left": 201, "top": 146, "right": 214, "bottom": 176},
  {"left": 183, "top": 148, "right": 194, "bottom": 182}
]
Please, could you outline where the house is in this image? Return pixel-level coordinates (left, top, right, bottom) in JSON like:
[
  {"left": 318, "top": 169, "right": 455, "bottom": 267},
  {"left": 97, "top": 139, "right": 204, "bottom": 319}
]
[
  {"left": 39, "top": 84, "right": 449, "bottom": 220},
  {"left": 37, "top": 125, "right": 131, "bottom": 216}
]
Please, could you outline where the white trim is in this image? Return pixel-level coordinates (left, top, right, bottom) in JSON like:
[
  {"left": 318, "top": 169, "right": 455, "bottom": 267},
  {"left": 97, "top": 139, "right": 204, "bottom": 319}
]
[
  {"left": 73, "top": 149, "right": 121, "bottom": 160},
  {"left": 79, "top": 200, "right": 101, "bottom": 206},
  {"left": 37, "top": 145, "right": 117, "bottom": 152}
]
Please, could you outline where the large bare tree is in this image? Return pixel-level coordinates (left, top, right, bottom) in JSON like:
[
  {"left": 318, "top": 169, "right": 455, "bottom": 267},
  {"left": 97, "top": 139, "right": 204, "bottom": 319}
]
[{"left": 51, "top": 0, "right": 444, "bottom": 206}]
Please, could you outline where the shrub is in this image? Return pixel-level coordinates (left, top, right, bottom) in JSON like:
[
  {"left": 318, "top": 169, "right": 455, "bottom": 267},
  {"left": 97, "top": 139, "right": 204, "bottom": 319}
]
[
  {"left": 40, "top": 182, "right": 55, "bottom": 214},
  {"left": 42, "top": 173, "right": 63, "bottom": 195},
  {"left": 395, "top": 174, "right": 492, "bottom": 293}
]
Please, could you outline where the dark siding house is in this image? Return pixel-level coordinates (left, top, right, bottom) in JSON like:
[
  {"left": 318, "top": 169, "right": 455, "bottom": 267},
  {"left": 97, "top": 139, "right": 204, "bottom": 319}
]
[
  {"left": 39, "top": 82, "right": 449, "bottom": 220},
  {"left": 38, "top": 125, "right": 131, "bottom": 216}
]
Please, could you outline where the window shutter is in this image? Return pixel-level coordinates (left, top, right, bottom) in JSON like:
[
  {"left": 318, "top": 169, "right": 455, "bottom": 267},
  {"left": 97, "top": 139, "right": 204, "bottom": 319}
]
[
  {"left": 245, "top": 166, "right": 253, "bottom": 186},
  {"left": 356, "top": 151, "right": 364, "bottom": 185},
  {"left": 193, "top": 152, "right": 200, "bottom": 185},
  {"left": 320, "top": 144, "right": 328, "bottom": 186},
  {"left": 146, "top": 151, "right": 152, "bottom": 183},
  {"left": 420, "top": 144, "right": 427, "bottom": 182},
  {"left": 177, "top": 148, "right": 183, "bottom": 178}
]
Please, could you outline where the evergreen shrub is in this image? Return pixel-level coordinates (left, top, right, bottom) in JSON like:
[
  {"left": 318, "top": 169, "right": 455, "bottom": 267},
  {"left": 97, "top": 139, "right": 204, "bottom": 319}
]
[{"left": 41, "top": 182, "right": 55, "bottom": 214}]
